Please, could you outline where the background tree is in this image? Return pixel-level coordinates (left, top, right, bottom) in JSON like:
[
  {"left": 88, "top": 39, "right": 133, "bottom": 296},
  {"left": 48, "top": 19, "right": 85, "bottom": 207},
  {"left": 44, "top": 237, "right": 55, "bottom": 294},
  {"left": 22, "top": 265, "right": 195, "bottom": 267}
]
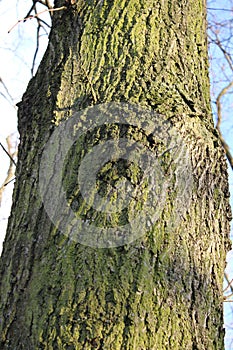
[
  {"left": 0, "top": 0, "right": 232, "bottom": 349},
  {"left": 207, "top": 5, "right": 233, "bottom": 346},
  {"left": 208, "top": 0, "right": 233, "bottom": 169}
]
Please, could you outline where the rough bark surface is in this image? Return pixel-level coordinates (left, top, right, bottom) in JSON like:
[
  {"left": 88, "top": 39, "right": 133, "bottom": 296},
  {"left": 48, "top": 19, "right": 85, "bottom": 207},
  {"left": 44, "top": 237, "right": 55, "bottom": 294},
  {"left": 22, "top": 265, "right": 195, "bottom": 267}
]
[{"left": 0, "top": 0, "right": 231, "bottom": 349}]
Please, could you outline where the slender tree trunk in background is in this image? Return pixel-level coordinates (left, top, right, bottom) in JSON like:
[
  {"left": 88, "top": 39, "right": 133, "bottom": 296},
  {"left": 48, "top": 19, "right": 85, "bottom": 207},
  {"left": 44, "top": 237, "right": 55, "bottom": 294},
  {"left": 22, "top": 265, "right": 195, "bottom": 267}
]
[{"left": 0, "top": 0, "right": 231, "bottom": 349}]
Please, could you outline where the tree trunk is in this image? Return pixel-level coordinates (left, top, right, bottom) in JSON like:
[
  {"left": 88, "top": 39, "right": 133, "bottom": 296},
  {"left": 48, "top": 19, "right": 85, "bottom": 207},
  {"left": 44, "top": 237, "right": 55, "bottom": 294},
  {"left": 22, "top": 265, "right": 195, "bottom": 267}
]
[{"left": 0, "top": 0, "right": 231, "bottom": 349}]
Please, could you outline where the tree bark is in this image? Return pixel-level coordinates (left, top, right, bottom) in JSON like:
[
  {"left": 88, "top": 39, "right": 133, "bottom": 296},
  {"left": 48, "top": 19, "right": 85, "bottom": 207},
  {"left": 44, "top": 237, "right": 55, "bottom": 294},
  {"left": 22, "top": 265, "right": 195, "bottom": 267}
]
[{"left": 0, "top": 0, "right": 231, "bottom": 349}]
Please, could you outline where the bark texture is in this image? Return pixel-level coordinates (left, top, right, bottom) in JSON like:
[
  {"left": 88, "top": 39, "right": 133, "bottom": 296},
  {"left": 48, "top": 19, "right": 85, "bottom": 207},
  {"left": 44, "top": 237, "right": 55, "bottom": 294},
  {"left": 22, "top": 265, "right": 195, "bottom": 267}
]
[{"left": 0, "top": 0, "right": 231, "bottom": 349}]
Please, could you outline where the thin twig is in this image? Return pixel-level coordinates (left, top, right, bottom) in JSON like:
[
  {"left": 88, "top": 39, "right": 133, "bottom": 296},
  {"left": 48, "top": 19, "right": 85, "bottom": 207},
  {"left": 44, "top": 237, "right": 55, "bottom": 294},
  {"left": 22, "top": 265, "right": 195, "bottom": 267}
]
[
  {"left": 8, "top": 6, "right": 67, "bottom": 33},
  {"left": 31, "top": 4, "right": 46, "bottom": 76},
  {"left": 216, "top": 81, "right": 233, "bottom": 129},
  {"left": 215, "top": 80, "right": 233, "bottom": 169},
  {"left": 224, "top": 273, "right": 233, "bottom": 293},
  {"left": 0, "top": 77, "right": 17, "bottom": 109},
  {"left": 31, "top": 24, "right": 40, "bottom": 76},
  {"left": 209, "top": 30, "right": 233, "bottom": 72},
  {"left": 0, "top": 135, "right": 18, "bottom": 206},
  {"left": 0, "top": 142, "right": 17, "bottom": 166},
  {"left": 24, "top": 0, "right": 38, "bottom": 20},
  {"left": 223, "top": 272, "right": 233, "bottom": 294},
  {"left": 208, "top": 7, "right": 233, "bottom": 12},
  {"left": 4, "top": 178, "right": 16, "bottom": 187}
]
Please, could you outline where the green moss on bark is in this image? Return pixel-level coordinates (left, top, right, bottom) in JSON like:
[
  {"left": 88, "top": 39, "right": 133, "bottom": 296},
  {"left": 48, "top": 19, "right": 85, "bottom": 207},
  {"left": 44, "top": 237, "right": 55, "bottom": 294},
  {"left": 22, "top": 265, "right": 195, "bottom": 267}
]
[{"left": 0, "top": 0, "right": 231, "bottom": 349}]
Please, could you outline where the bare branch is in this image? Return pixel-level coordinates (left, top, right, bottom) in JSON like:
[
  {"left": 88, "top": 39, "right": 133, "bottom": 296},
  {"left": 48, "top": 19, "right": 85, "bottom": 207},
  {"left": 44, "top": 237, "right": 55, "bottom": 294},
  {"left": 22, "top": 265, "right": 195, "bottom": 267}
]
[
  {"left": 208, "top": 8, "right": 233, "bottom": 12},
  {"left": 223, "top": 273, "right": 233, "bottom": 302},
  {"left": 24, "top": 0, "right": 38, "bottom": 20},
  {"left": 0, "top": 135, "right": 18, "bottom": 207},
  {"left": 0, "top": 77, "right": 17, "bottom": 109},
  {"left": 208, "top": 29, "right": 233, "bottom": 72},
  {"left": 208, "top": 8, "right": 233, "bottom": 170},
  {"left": 215, "top": 80, "right": 233, "bottom": 169},
  {"left": 0, "top": 141, "right": 17, "bottom": 166},
  {"left": 224, "top": 273, "right": 233, "bottom": 294},
  {"left": 8, "top": 6, "right": 67, "bottom": 34},
  {"left": 31, "top": 4, "right": 50, "bottom": 75}
]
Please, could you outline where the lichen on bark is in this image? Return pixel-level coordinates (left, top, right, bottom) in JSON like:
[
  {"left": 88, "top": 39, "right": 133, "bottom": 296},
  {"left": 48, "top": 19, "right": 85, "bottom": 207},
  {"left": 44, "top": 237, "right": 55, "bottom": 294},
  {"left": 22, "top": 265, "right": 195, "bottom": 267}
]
[{"left": 0, "top": 0, "right": 231, "bottom": 349}]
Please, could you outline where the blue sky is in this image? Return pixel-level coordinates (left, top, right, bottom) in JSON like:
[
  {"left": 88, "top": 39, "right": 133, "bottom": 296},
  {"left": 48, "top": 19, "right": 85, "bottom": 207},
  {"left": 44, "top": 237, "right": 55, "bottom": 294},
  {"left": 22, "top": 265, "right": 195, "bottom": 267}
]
[
  {"left": 0, "top": 0, "right": 51, "bottom": 240},
  {"left": 207, "top": 2, "right": 233, "bottom": 348}
]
